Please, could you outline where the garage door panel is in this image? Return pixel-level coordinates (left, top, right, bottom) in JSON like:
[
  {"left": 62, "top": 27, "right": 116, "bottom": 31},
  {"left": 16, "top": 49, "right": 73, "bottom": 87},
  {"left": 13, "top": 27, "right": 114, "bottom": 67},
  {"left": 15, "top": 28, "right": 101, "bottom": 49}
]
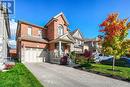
[
  {"left": 24, "top": 48, "right": 30, "bottom": 62},
  {"left": 23, "top": 48, "right": 47, "bottom": 63}
]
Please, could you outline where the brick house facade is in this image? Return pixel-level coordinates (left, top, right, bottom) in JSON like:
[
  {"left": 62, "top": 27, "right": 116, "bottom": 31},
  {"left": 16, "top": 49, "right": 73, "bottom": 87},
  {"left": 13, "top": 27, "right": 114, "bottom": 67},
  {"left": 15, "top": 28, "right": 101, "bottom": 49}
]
[{"left": 16, "top": 12, "right": 84, "bottom": 63}]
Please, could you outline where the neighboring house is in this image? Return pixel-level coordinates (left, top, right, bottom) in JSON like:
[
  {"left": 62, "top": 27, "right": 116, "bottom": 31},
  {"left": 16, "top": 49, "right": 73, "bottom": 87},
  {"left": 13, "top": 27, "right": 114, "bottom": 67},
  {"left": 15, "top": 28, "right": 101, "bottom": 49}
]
[
  {"left": 84, "top": 36, "right": 102, "bottom": 53},
  {"left": 70, "top": 29, "right": 84, "bottom": 54},
  {"left": 84, "top": 38, "right": 98, "bottom": 52},
  {"left": 9, "top": 48, "right": 17, "bottom": 58},
  {"left": 0, "top": 5, "right": 10, "bottom": 62},
  {"left": 16, "top": 12, "right": 85, "bottom": 63}
]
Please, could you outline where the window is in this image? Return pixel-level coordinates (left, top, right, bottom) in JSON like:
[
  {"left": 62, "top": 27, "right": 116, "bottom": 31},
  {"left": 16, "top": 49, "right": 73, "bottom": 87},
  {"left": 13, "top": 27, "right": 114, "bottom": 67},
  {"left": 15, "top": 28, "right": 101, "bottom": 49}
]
[
  {"left": 76, "top": 39, "right": 78, "bottom": 43},
  {"left": 27, "top": 26, "right": 32, "bottom": 36},
  {"left": 76, "top": 39, "right": 81, "bottom": 45},
  {"left": 58, "top": 24, "right": 64, "bottom": 36},
  {"left": 38, "top": 30, "right": 42, "bottom": 38},
  {"left": 79, "top": 41, "right": 81, "bottom": 45}
]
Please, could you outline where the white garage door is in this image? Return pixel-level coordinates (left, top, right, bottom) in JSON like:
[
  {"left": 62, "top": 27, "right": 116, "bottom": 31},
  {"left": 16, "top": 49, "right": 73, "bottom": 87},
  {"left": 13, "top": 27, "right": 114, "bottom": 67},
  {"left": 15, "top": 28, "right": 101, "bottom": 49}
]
[{"left": 23, "top": 48, "right": 47, "bottom": 63}]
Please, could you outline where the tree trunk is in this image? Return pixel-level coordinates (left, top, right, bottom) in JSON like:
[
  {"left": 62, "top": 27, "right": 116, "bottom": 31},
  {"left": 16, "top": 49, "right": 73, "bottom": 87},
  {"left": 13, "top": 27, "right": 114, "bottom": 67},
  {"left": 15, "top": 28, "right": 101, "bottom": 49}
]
[{"left": 112, "top": 57, "right": 115, "bottom": 71}]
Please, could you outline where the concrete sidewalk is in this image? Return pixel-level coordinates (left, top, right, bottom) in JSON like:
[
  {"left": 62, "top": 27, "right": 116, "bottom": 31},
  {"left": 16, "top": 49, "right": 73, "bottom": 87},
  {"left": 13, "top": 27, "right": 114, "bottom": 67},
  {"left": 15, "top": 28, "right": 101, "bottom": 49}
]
[{"left": 25, "top": 63, "right": 130, "bottom": 87}]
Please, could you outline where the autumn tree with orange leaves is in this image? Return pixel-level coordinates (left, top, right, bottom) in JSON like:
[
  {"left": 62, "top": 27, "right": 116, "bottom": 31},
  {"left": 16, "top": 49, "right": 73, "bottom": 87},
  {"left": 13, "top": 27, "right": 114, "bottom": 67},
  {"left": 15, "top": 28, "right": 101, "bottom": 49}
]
[{"left": 99, "top": 13, "right": 130, "bottom": 70}]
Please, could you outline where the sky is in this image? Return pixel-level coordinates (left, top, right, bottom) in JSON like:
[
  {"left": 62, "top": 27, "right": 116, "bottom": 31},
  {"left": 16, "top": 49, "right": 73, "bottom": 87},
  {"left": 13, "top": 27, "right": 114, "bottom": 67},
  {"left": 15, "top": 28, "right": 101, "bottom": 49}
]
[
  {"left": 9, "top": 19, "right": 17, "bottom": 48},
  {"left": 11, "top": 0, "right": 130, "bottom": 39}
]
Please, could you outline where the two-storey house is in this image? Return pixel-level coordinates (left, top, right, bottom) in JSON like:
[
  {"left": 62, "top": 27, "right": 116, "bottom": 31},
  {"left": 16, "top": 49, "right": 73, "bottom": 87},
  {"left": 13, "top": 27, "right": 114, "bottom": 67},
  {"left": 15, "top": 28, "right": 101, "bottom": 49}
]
[
  {"left": 16, "top": 12, "right": 84, "bottom": 63},
  {"left": 16, "top": 21, "right": 48, "bottom": 62}
]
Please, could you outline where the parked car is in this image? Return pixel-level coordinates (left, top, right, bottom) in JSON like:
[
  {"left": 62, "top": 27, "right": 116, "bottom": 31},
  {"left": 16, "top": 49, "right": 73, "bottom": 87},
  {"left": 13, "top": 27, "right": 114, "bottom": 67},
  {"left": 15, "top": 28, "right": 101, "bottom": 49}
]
[
  {"left": 101, "top": 56, "right": 130, "bottom": 67},
  {"left": 121, "top": 56, "right": 130, "bottom": 63},
  {"left": 93, "top": 53, "right": 113, "bottom": 63},
  {"left": 120, "top": 57, "right": 130, "bottom": 67}
]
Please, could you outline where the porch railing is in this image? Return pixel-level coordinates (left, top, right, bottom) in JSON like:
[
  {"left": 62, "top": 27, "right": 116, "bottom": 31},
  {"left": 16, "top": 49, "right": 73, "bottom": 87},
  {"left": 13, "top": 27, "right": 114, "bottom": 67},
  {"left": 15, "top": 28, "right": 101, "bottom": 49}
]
[{"left": 49, "top": 51, "right": 66, "bottom": 64}]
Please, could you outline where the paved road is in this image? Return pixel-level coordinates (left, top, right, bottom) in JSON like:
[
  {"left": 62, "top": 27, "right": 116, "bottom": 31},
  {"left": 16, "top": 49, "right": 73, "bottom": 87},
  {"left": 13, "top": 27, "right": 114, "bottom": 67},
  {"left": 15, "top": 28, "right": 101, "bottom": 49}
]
[{"left": 25, "top": 63, "right": 130, "bottom": 87}]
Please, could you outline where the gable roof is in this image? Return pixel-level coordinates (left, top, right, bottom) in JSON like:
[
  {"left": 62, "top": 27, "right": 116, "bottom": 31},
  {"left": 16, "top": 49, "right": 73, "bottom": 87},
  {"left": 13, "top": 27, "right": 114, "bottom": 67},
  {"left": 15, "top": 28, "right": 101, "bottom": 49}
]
[
  {"left": 53, "top": 12, "right": 69, "bottom": 25},
  {"left": 45, "top": 12, "right": 69, "bottom": 27},
  {"left": 70, "top": 29, "right": 78, "bottom": 35},
  {"left": 70, "top": 29, "right": 84, "bottom": 40},
  {"left": 84, "top": 38, "right": 97, "bottom": 42},
  {"left": 49, "top": 33, "right": 75, "bottom": 43},
  {"left": 18, "top": 21, "right": 44, "bottom": 29},
  {"left": 59, "top": 33, "right": 75, "bottom": 42}
]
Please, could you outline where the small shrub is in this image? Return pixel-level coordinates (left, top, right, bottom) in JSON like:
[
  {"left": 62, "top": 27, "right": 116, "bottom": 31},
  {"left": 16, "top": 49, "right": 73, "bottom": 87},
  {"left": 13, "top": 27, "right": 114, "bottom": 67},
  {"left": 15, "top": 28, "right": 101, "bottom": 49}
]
[
  {"left": 69, "top": 51, "right": 77, "bottom": 63},
  {"left": 76, "top": 56, "right": 92, "bottom": 68},
  {"left": 83, "top": 49, "right": 92, "bottom": 58},
  {"left": 83, "top": 49, "right": 93, "bottom": 62},
  {"left": 5, "top": 64, "right": 14, "bottom": 70},
  {"left": 60, "top": 56, "right": 68, "bottom": 65}
]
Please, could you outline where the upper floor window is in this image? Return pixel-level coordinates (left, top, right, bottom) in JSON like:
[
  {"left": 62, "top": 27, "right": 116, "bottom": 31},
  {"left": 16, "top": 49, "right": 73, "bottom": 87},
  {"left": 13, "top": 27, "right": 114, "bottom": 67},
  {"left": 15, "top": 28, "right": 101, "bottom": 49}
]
[
  {"left": 58, "top": 24, "right": 64, "bottom": 36},
  {"left": 76, "top": 39, "right": 78, "bottom": 43},
  {"left": 79, "top": 41, "right": 81, "bottom": 45},
  {"left": 27, "top": 26, "right": 32, "bottom": 36},
  {"left": 38, "top": 30, "right": 42, "bottom": 38}
]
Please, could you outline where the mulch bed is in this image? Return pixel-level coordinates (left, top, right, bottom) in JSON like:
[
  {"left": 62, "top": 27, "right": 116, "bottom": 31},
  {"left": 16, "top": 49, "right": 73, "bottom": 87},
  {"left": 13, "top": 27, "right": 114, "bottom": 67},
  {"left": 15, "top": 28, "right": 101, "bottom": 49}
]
[{"left": 74, "top": 66, "right": 130, "bottom": 83}]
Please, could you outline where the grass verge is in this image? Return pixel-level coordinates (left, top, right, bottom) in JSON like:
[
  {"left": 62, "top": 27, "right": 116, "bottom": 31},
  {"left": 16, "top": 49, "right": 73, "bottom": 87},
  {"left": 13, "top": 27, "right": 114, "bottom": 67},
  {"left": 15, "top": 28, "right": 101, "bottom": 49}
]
[
  {"left": 83, "top": 64, "right": 130, "bottom": 81},
  {"left": 0, "top": 63, "right": 43, "bottom": 87}
]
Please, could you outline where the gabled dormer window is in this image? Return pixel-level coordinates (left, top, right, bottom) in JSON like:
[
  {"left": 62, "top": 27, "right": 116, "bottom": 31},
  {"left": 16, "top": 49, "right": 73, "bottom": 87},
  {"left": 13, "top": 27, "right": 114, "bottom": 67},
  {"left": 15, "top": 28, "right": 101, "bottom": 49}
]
[
  {"left": 27, "top": 26, "right": 32, "bottom": 36},
  {"left": 58, "top": 24, "right": 64, "bottom": 36}
]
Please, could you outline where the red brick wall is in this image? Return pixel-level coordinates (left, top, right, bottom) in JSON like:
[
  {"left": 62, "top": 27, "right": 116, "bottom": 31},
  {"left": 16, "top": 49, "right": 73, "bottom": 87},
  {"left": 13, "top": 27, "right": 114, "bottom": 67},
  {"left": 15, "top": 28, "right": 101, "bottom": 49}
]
[
  {"left": 47, "top": 15, "right": 68, "bottom": 41},
  {"left": 17, "top": 23, "right": 47, "bottom": 58},
  {"left": 49, "top": 43, "right": 55, "bottom": 51},
  {"left": 47, "top": 21, "right": 55, "bottom": 40},
  {"left": 20, "top": 23, "right": 46, "bottom": 37},
  {"left": 20, "top": 24, "right": 28, "bottom": 36},
  {"left": 54, "top": 15, "right": 68, "bottom": 39},
  {"left": 9, "top": 49, "right": 17, "bottom": 58},
  {"left": 21, "top": 41, "right": 47, "bottom": 48}
]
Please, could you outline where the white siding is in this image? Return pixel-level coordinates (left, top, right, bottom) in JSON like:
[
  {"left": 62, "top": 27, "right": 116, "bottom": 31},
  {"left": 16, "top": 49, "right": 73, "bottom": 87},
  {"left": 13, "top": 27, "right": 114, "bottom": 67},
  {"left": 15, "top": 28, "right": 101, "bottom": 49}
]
[
  {"left": 73, "top": 30, "right": 82, "bottom": 39},
  {"left": 0, "top": 8, "right": 10, "bottom": 62}
]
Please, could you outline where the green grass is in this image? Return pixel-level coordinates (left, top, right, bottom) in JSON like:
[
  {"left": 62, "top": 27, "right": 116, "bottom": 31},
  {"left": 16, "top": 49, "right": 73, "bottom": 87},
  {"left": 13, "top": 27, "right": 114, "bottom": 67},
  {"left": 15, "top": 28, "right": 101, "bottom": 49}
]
[
  {"left": 87, "top": 64, "right": 130, "bottom": 80},
  {"left": 0, "top": 63, "right": 43, "bottom": 87}
]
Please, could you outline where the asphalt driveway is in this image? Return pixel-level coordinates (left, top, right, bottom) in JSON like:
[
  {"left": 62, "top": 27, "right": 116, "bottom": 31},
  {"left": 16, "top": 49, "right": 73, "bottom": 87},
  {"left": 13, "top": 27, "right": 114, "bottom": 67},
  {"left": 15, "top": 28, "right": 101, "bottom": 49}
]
[{"left": 25, "top": 63, "right": 130, "bottom": 87}]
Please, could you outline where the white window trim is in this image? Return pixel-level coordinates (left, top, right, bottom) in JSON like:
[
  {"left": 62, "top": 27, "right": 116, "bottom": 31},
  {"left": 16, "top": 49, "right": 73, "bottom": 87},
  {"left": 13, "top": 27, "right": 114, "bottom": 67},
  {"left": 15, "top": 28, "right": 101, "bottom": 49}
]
[
  {"left": 27, "top": 26, "right": 32, "bottom": 36},
  {"left": 38, "top": 30, "right": 42, "bottom": 38},
  {"left": 58, "top": 24, "right": 64, "bottom": 36}
]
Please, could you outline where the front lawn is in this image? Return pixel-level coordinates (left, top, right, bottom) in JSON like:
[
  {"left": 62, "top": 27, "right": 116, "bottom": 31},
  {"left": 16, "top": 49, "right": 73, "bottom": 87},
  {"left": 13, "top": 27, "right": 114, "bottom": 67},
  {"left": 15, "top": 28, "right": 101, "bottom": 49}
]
[
  {"left": 86, "top": 64, "right": 130, "bottom": 81},
  {"left": 0, "top": 63, "right": 43, "bottom": 87}
]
